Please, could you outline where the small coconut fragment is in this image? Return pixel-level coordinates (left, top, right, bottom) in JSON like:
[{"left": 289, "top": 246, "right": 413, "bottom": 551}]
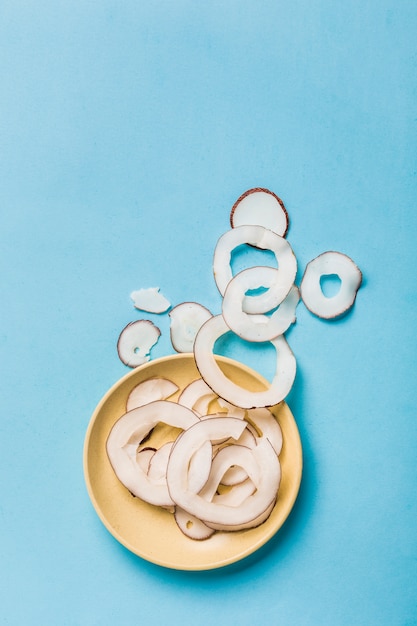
[
  {"left": 213, "top": 225, "right": 297, "bottom": 314},
  {"left": 193, "top": 315, "right": 296, "bottom": 409},
  {"left": 130, "top": 287, "right": 171, "bottom": 314},
  {"left": 230, "top": 188, "right": 289, "bottom": 238},
  {"left": 117, "top": 320, "right": 161, "bottom": 368},
  {"left": 169, "top": 302, "right": 213, "bottom": 353},
  {"left": 300, "top": 251, "right": 362, "bottom": 319},
  {"left": 126, "top": 377, "right": 179, "bottom": 411}
]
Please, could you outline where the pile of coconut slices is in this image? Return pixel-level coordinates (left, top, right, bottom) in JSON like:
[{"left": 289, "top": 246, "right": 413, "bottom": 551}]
[{"left": 108, "top": 188, "right": 362, "bottom": 540}]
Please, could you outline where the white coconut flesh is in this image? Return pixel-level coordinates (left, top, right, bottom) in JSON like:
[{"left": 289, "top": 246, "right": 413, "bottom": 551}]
[
  {"left": 230, "top": 188, "right": 289, "bottom": 238},
  {"left": 216, "top": 397, "right": 246, "bottom": 419},
  {"left": 106, "top": 400, "right": 200, "bottom": 507},
  {"left": 193, "top": 315, "right": 297, "bottom": 409},
  {"left": 130, "top": 287, "right": 171, "bottom": 314},
  {"left": 169, "top": 302, "right": 213, "bottom": 353},
  {"left": 300, "top": 251, "right": 362, "bottom": 319},
  {"left": 117, "top": 320, "right": 161, "bottom": 368},
  {"left": 126, "top": 377, "right": 179, "bottom": 411},
  {"left": 177, "top": 378, "right": 218, "bottom": 416},
  {"left": 166, "top": 417, "right": 280, "bottom": 528},
  {"left": 199, "top": 444, "right": 259, "bottom": 494},
  {"left": 222, "top": 268, "right": 300, "bottom": 342},
  {"left": 136, "top": 447, "right": 156, "bottom": 474},
  {"left": 174, "top": 507, "right": 215, "bottom": 541},
  {"left": 213, "top": 225, "right": 297, "bottom": 314},
  {"left": 246, "top": 408, "right": 283, "bottom": 456}
]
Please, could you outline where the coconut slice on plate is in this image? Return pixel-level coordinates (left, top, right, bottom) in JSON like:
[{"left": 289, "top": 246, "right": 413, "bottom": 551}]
[
  {"left": 246, "top": 408, "right": 283, "bottom": 456},
  {"left": 166, "top": 417, "right": 280, "bottom": 528},
  {"left": 130, "top": 287, "right": 171, "bottom": 314},
  {"left": 126, "top": 377, "right": 179, "bottom": 411},
  {"left": 106, "top": 400, "right": 200, "bottom": 507},
  {"left": 117, "top": 320, "right": 161, "bottom": 368},
  {"left": 174, "top": 507, "right": 215, "bottom": 541},
  {"left": 213, "top": 225, "right": 297, "bottom": 314},
  {"left": 193, "top": 315, "right": 296, "bottom": 409},
  {"left": 300, "top": 251, "right": 362, "bottom": 319},
  {"left": 222, "top": 268, "right": 300, "bottom": 342},
  {"left": 169, "top": 302, "right": 213, "bottom": 353},
  {"left": 230, "top": 188, "right": 289, "bottom": 238},
  {"left": 177, "top": 378, "right": 218, "bottom": 416}
]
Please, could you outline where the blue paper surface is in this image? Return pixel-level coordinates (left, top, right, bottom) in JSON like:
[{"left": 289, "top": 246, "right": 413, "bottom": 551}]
[{"left": 1, "top": 2, "right": 416, "bottom": 624}]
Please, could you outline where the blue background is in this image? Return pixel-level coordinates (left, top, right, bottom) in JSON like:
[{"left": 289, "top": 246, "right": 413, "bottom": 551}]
[{"left": 1, "top": 2, "right": 416, "bottom": 624}]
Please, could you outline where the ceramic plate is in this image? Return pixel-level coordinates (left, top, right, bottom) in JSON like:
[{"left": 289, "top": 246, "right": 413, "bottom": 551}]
[{"left": 83, "top": 353, "right": 302, "bottom": 570}]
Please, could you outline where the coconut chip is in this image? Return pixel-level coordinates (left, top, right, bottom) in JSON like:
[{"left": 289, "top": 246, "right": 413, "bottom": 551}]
[{"left": 130, "top": 287, "right": 171, "bottom": 314}]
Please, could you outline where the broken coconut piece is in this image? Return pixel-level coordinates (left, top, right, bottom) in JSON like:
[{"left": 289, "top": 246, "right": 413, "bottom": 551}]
[
  {"left": 117, "top": 320, "right": 161, "bottom": 368},
  {"left": 300, "top": 251, "right": 362, "bottom": 319},
  {"left": 193, "top": 314, "right": 296, "bottom": 409},
  {"left": 222, "top": 267, "right": 300, "bottom": 342},
  {"left": 126, "top": 377, "right": 179, "bottom": 412},
  {"left": 230, "top": 188, "right": 289, "bottom": 238},
  {"left": 130, "top": 287, "right": 171, "bottom": 314},
  {"left": 169, "top": 302, "right": 213, "bottom": 353},
  {"left": 213, "top": 225, "right": 297, "bottom": 315}
]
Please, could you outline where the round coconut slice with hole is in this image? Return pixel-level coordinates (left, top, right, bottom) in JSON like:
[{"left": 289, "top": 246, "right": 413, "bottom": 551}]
[
  {"left": 106, "top": 400, "right": 200, "bottom": 507},
  {"left": 230, "top": 188, "right": 289, "bottom": 238},
  {"left": 246, "top": 408, "right": 283, "bottom": 456},
  {"left": 174, "top": 507, "right": 215, "bottom": 541},
  {"left": 193, "top": 315, "right": 296, "bottom": 409},
  {"left": 300, "top": 251, "right": 362, "bottom": 319},
  {"left": 213, "top": 225, "right": 297, "bottom": 314},
  {"left": 169, "top": 302, "right": 213, "bottom": 353},
  {"left": 126, "top": 377, "right": 179, "bottom": 411},
  {"left": 117, "top": 320, "right": 161, "bottom": 368},
  {"left": 166, "top": 418, "right": 280, "bottom": 528},
  {"left": 222, "top": 268, "right": 300, "bottom": 342},
  {"left": 130, "top": 287, "right": 171, "bottom": 314}
]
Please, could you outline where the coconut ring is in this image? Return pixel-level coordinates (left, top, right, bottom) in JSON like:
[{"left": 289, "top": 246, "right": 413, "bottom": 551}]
[
  {"left": 193, "top": 315, "right": 296, "bottom": 409},
  {"left": 300, "top": 251, "right": 362, "bottom": 319},
  {"left": 222, "top": 267, "right": 300, "bottom": 342},
  {"left": 213, "top": 225, "right": 297, "bottom": 314}
]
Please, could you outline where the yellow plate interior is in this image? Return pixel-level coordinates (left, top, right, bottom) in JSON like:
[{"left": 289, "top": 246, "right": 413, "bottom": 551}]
[{"left": 83, "top": 353, "right": 302, "bottom": 570}]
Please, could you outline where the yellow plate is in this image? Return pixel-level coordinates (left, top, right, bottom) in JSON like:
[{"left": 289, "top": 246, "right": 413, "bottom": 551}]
[{"left": 83, "top": 353, "right": 302, "bottom": 570}]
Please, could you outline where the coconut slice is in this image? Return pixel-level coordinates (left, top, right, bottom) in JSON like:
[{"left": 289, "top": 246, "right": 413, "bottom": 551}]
[
  {"left": 136, "top": 447, "right": 156, "bottom": 474},
  {"left": 230, "top": 188, "right": 289, "bottom": 238},
  {"left": 174, "top": 507, "right": 215, "bottom": 541},
  {"left": 198, "top": 444, "right": 260, "bottom": 502},
  {"left": 130, "top": 287, "right": 171, "bottom": 314},
  {"left": 193, "top": 315, "right": 296, "bottom": 409},
  {"left": 126, "top": 377, "right": 179, "bottom": 411},
  {"left": 177, "top": 378, "right": 218, "bottom": 416},
  {"left": 213, "top": 225, "right": 297, "bottom": 314},
  {"left": 222, "top": 268, "right": 300, "bottom": 342},
  {"left": 169, "top": 302, "right": 213, "bottom": 353},
  {"left": 300, "top": 251, "right": 362, "bottom": 319},
  {"left": 166, "top": 418, "right": 280, "bottom": 528},
  {"left": 106, "top": 400, "right": 200, "bottom": 507},
  {"left": 117, "top": 320, "right": 161, "bottom": 368},
  {"left": 246, "top": 408, "right": 283, "bottom": 456}
]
